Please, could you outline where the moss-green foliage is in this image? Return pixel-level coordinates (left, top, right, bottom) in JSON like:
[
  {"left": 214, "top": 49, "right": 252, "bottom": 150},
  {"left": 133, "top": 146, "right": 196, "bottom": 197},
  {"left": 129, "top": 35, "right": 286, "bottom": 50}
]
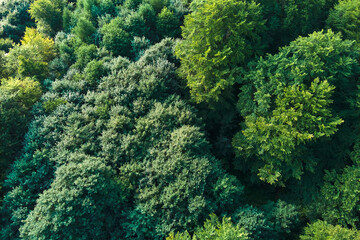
[
  {"left": 0, "top": 0, "right": 35, "bottom": 42},
  {"left": 319, "top": 165, "right": 360, "bottom": 228},
  {"left": 43, "top": 97, "right": 67, "bottom": 113},
  {"left": 167, "top": 214, "right": 249, "bottom": 240},
  {"left": 233, "top": 200, "right": 299, "bottom": 240},
  {"left": 0, "top": 78, "right": 42, "bottom": 211},
  {"left": 156, "top": 7, "right": 180, "bottom": 38},
  {"left": 1, "top": 0, "right": 360, "bottom": 239},
  {"left": 100, "top": 17, "right": 132, "bottom": 57},
  {"left": 72, "top": 17, "right": 96, "bottom": 43},
  {"left": 326, "top": 0, "right": 360, "bottom": 42},
  {"left": 6, "top": 28, "right": 56, "bottom": 81},
  {"left": 233, "top": 30, "right": 360, "bottom": 184},
  {"left": 300, "top": 221, "right": 360, "bottom": 240},
  {"left": 0, "top": 38, "right": 13, "bottom": 52},
  {"left": 29, "top": 0, "right": 65, "bottom": 37},
  {"left": 1, "top": 40, "right": 244, "bottom": 239},
  {"left": 175, "top": 0, "right": 266, "bottom": 104},
  {"left": 19, "top": 155, "right": 127, "bottom": 239}
]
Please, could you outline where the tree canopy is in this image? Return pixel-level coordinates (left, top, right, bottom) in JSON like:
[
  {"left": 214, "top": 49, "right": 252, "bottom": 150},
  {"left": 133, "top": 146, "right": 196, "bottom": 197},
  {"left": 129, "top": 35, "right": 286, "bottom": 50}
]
[{"left": 0, "top": 0, "right": 360, "bottom": 239}]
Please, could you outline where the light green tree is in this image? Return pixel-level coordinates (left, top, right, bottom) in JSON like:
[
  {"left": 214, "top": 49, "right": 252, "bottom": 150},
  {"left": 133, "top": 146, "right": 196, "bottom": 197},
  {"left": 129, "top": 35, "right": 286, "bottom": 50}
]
[
  {"left": 175, "top": 0, "right": 265, "bottom": 104},
  {"left": 167, "top": 214, "right": 248, "bottom": 240},
  {"left": 233, "top": 30, "right": 360, "bottom": 184},
  {"left": 300, "top": 221, "right": 360, "bottom": 240}
]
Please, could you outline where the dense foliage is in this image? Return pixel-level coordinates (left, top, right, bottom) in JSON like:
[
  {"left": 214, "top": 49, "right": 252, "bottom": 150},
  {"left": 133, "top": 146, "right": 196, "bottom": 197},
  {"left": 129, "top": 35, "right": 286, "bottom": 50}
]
[
  {"left": 175, "top": 0, "right": 265, "bottom": 104},
  {"left": 0, "top": 0, "right": 359, "bottom": 239}
]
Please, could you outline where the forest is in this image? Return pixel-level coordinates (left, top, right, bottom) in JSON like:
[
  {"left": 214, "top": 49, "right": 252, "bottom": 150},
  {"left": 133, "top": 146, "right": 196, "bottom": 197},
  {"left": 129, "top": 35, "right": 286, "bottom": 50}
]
[{"left": 0, "top": 0, "right": 359, "bottom": 239}]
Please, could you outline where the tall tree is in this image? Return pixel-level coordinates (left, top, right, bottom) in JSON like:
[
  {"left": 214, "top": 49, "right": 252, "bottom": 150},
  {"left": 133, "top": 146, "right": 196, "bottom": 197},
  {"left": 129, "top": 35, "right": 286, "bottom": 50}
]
[
  {"left": 326, "top": 0, "right": 360, "bottom": 42},
  {"left": 175, "top": 0, "right": 266, "bottom": 104},
  {"left": 0, "top": 78, "right": 42, "bottom": 200},
  {"left": 19, "top": 155, "right": 128, "bottom": 239},
  {"left": 0, "top": 0, "right": 35, "bottom": 42},
  {"left": 233, "top": 30, "right": 360, "bottom": 185},
  {"left": 29, "top": 0, "right": 65, "bottom": 37}
]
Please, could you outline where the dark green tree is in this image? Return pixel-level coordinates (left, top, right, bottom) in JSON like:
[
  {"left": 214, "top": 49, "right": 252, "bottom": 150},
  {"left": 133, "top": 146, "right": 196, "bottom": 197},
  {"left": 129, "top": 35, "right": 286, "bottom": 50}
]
[
  {"left": 232, "top": 200, "right": 299, "bottom": 240},
  {"left": 258, "top": 0, "right": 336, "bottom": 52},
  {"left": 0, "top": 78, "right": 88, "bottom": 239},
  {"left": 19, "top": 155, "right": 128, "bottom": 239},
  {"left": 72, "top": 17, "right": 96, "bottom": 43},
  {"left": 0, "top": 78, "right": 42, "bottom": 203},
  {"left": 0, "top": 38, "right": 13, "bottom": 52},
  {"left": 1, "top": 39, "right": 244, "bottom": 240}
]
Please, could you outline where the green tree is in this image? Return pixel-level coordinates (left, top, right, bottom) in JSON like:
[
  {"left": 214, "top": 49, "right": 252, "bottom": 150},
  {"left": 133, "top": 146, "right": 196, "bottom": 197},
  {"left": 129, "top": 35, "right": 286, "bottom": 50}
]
[
  {"left": 319, "top": 165, "right": 360, "bottom": 228},
  {"left": 233, "top": 30, "right": 360, "bottom": 184},
  {"left": 1, "top": 39, "right": 243, "bottom": 240},
  {"left": 131, "top": 36, "right": 151, "bottom": 60},
  {"left": 14, "top": 28, "right": 55, "bottom": 80},
  {"left": 233, "top": 200, "right": 299, "bottom": 240},
  {"left": 0, "top": 38, "right": 14, "bottom": 52},
  {"left": 20, "top": 28, "right": 56, "bottom": 62},
  {"left": 175, "top": 0, "right": 266, "bottom": 104},
  {"left": 300, "top": 221, "right": 360, "bottom": 240},
  {"left": 167, "top": 214, "right": 248, "bottom": 240},
  {"left": 19, "top": 155, "right": 128, "bottom": 239},
  {"left": 156, "top": 7, "right": 180, "bottom": 39},
  {"left": 1, "top": 92, "right": 83, "bottom": 240},
  {"left": 83, "top": 59, "right": 107, "bottom": 88},
  {"left": 72, "top": 17, "right": 96, "bottom": 43},
  {"left": 0, "top": 0, "right": 35, "bottom": 42},
  {"left": 3, "top": 28, "right": 56, "bottom": 81},
  {"left": 0, "top": 77, "right": 42, "bottom": 203},
  {"left": 100, "top": 17, "right": 131, "bottom": 57},
  {"left": 326, "top": 0, "right": 360, "bottom": 42},
  {"left": 29, "top": 0, "right": 65, "bottom": 37},
  {"left": 234, "top": 79, "right": 342, "bottom": 184},
  {"left": 138, "top": 3, "right": 157, "bottom": 39},
  {"left": 258, "top": 0, "right": 335, "bottom": 52},
  {"left": 73, "top": 43, "right": 98, "bottom": 70}
]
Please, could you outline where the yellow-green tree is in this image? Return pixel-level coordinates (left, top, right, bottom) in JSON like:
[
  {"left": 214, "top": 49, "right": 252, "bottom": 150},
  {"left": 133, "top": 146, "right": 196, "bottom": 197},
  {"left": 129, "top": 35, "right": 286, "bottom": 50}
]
[
  {"left": 6, "top": 28, "right": 56, "bottom": 81},
  {"left": 300, "top": 221, "right": 360, "bottom": 240}
]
